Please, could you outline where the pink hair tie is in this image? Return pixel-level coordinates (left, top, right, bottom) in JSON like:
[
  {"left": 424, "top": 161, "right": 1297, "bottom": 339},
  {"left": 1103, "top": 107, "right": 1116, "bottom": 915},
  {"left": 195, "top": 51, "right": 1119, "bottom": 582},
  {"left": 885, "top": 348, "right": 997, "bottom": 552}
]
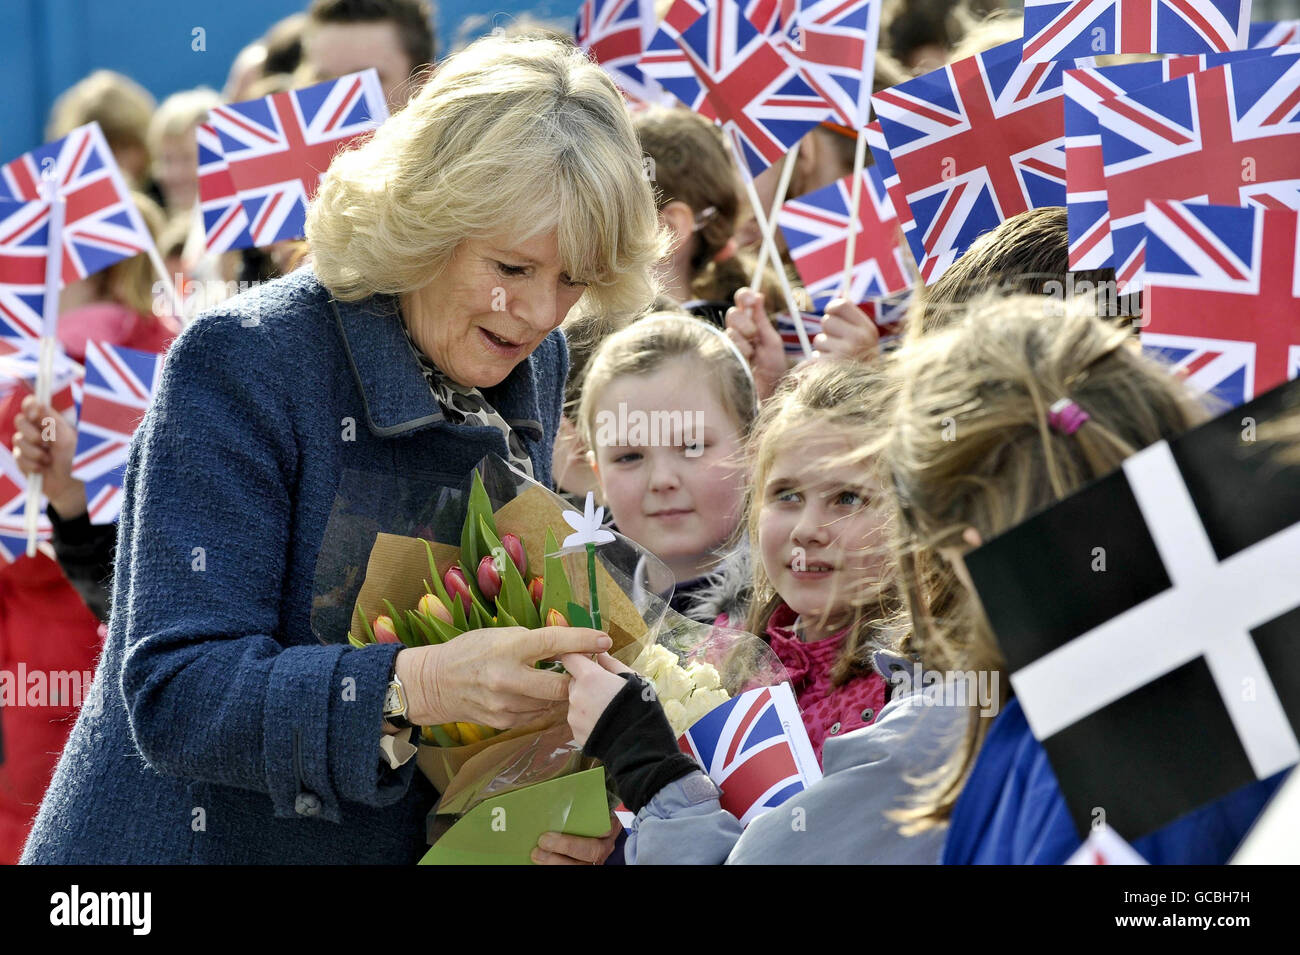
[{"left": 1048, "top": 398, "right": 1090, "bottom": 435}]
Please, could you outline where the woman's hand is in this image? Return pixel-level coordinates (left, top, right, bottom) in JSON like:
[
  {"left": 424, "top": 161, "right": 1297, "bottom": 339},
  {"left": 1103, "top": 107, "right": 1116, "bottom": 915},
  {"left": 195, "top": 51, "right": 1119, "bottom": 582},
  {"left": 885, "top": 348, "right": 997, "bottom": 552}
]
[
  {"left": 395, "top": 626, "right": 612, "bottom": 729},
  {"left": 561, "top": 651, "right": 636, "bottom": 748},
  {"left": 532, "top": 812, "right": 623, "bottom": 865},
  {"left": 12, "top": 395, "right": 87, "bottom": 519},
  {"left": 812, "top": 298, "right": 880, "bottom": 363},
  {"left": 725, "top": 287, "right": 789, "bottom": 401}
]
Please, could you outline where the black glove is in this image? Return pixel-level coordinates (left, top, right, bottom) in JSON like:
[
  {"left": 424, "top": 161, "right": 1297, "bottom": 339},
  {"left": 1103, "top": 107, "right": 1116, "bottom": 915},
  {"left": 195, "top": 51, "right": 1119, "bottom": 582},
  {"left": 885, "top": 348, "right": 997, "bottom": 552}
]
[{"left": 583, "top": 672, "right": 701, "bottom": 814}]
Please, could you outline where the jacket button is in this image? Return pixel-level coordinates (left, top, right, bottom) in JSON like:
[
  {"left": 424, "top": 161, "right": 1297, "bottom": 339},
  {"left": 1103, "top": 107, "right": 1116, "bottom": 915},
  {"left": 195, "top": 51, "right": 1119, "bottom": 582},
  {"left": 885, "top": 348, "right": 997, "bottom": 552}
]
[
  {"left": 295, "top": 792, "right": 322, "bottom": 817},
  {"left": 861, "top": 708, "right": 875, "bottom": 722},
  {"left": 828, "top": 721, "right": 841, "bottom": 735}
]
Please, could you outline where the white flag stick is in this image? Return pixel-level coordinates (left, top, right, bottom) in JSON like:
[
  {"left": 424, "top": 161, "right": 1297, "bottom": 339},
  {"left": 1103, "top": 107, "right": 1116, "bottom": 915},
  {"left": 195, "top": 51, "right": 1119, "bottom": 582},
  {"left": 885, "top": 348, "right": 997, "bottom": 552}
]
[
  {"left": 145, "top": 244, "right": 185, "bottom": 325},
  {"left": 750, "top": 139, "right": 800, "bottom": 291},
  {"left": 839, "top": 131, "right": 869, "bottom": 300},
  {"left": 728, "top": 137, "right": 812, "bottom": 357},
  {"left": 25, "top": 191, "right": 66, "bottom": 557}
]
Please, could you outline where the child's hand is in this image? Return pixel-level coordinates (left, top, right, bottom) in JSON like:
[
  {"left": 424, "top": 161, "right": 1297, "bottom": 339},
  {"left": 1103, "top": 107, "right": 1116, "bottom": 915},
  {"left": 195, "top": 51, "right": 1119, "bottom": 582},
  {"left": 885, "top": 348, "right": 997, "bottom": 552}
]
[
  {"left": 562, "top": 651, "right": 636, "bottom": 749},
  {"left": 813, "top": 298, "right": 880, "bottom": 364},
  {"left": 725, "top": 287, "right": 789, "bottom": 401}
]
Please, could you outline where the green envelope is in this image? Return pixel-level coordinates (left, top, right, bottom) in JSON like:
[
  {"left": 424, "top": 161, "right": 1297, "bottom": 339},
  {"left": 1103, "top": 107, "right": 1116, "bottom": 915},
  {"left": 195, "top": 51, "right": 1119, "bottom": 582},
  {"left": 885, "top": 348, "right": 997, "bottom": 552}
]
[{"left": 418, "top": 767, "right": 612, "bottom": 865}]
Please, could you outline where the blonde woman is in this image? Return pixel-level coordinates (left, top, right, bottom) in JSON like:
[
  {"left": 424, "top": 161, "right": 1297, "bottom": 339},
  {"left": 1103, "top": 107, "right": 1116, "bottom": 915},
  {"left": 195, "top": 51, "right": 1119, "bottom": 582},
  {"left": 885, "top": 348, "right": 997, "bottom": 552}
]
[{"left": 22, "top": 34, "right": 668, "bottom": 865}]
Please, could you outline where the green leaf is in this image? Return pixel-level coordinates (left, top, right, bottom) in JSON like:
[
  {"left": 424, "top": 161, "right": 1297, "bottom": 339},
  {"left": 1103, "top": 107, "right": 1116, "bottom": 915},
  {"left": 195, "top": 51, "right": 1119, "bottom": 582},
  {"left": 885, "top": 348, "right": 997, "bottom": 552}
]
[
  {"left": 347, "top": 632, "right": 369, "bottom": 648},
  {"left": 424, "top": 540, "right": 456, "bottom": 609},
  {"left": 383, "top": 599, "right": 415, "bottom": 647},
  {"left": 451, "top": 593, "right": 469, "bottom": 631},
  {"left": 459, "top": 470, "right": 496, "bottom": 575},
  {"left": 358, "top": 605, "right": 376, "bottom": 643},
  {"left": 539, "top": 527, "right": 573, "bottom": 622},
  {"left": 496, "top": 605, "right": 520, "bottom": 628},
  {"left": 405, "top": 610, "right": 434, "bottom": 646},
  {"left": 426, "top": 724, "right": 457, "bottom": 747},
  {"left": 566, "top": 601, "right": 593, "bottom": 629}
]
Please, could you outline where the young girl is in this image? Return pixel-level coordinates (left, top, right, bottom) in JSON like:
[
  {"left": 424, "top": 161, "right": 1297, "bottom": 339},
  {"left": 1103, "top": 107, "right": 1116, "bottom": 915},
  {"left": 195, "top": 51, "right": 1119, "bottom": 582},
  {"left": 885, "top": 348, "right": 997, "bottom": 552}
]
[
  {"left": 563, "top": 360, "right": 962, "bottom": 863},
  {"left": 869, "top": 294, "right": 1288, "bottom": 863},
  {"left": 579, "top": 313, "right": 757, "bottom": 618}
]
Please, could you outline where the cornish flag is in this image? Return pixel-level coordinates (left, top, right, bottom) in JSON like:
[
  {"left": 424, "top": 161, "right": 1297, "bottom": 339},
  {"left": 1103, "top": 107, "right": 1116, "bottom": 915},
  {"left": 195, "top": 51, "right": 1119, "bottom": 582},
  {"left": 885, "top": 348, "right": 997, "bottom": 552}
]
[
  {"left": 208, "top": 70, "right": 388, "bottom": 248},
  {"left": 0, "top": 122, "right": 157, "bottom": 288},
  {"left": 1021, "top": 0, "right": 1250, "bottom": 64},
  {"left": 678, "top": 682, "right": 822, "bottom": 826},
  {"left": 965, "top": 378, "right": 1300, "bottom": 840},
  {"left": 870, "top": 39, "right": 1076, "bottom": 278},
  {"left": 1096, "top": 52, "right": 1300, "bottom": 293},
  {"left": 71, "top": 340, "right": 166, "bottom": 524},
  {"left": 1142, "top": 199, "right": 1300, "bottom": 406},
  {"left": 1064, "top": 47, "right": 1297, "bottom": 271},
  {"left": 778, "top": 167, "right": 909, "bottom": 313},
  {"left": 640, "top": 0, "right": 830, "bottom": 176}
]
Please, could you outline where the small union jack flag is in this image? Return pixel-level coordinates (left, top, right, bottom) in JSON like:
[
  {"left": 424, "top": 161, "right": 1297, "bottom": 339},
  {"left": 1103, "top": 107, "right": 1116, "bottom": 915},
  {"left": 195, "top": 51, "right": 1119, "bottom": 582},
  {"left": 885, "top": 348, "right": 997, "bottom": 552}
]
[
  {"left": 1142, "top": 199, "right": 1300, "bottom": 407},
  {"left": 780, "top": 0, "right": 882, "bottom": 129},
  {"left": 863, "top": 120, "right": 943, "bottom": 281},
  {"left": 0, "top": 123, "right": 156, "bottom": 288},
  {"left": 1251, "top": 20, "right": 1300, "bottom": 48},
  {"left": 678, "top": 682, "right": 822, "bottom": 826},
  {"left": 776, "top": 310, "right": 824, "bottom": 357},
  {"left": 1022, "top": 0, "right": 1250, "bottom": 64},
  {"left": 641, "top": 0, "right": 830, "bottom": 176},
  {"left": 208, "top": 70, "right": 388, "bottom": 248},
  {"left": 0, "top": 337, "right": 82, "bottom": 422},
  {"left": 778, "top": 167, "right": 908, "bottom": 312},
  {"left": 0, "top": 450, "right": 51, "bottom": 564},
  {"left": 0, "top": 198, "right": 53, "bottom": 340},
  {"left": 1097, "top": 53, "right": 1300, "bottom": 293},
  {"left": 871, "top": 39, "right": 1075, "bottom": 279},
  {"left": 196, "top": 122, "right": 254, "bottom": 256},
  {"left": 1065, "top": 48, "right": 1294, "bottom": 271},
  {"left": 575, "top": 0, "right": 667, "bottom": 106},
  {"left": 71, "top": 340, "right": 166, "bottom": 524}
]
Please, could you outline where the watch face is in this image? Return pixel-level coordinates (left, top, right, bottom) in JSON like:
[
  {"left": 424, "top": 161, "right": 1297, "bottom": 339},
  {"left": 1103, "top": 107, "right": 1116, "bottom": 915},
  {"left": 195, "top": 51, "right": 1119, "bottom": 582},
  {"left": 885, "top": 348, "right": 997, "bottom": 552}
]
[{"left": 384, "top": 685, "right": 402, "bottom": 715}]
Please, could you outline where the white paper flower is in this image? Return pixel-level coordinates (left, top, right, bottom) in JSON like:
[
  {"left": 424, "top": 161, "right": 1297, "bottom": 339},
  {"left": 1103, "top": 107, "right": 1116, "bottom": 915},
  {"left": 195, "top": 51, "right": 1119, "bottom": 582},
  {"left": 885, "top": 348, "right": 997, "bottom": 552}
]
[{"left": 560, "top": 491, "right": 616, "bottom": 551}]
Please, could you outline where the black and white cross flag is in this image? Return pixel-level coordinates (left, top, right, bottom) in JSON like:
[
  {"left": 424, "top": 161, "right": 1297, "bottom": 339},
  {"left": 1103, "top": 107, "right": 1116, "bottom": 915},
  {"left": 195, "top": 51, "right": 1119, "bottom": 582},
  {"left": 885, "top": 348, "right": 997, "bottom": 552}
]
[{"left": 965, "top": 378, "right": 1300, "bottom": 841}]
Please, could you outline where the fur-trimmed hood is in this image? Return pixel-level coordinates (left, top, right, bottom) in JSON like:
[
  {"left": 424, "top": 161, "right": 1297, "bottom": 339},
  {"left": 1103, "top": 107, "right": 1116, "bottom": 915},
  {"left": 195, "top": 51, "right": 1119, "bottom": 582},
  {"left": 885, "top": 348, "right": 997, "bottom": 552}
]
[{"left": 681, "top": 534, "right": 754, "bottom": 625}]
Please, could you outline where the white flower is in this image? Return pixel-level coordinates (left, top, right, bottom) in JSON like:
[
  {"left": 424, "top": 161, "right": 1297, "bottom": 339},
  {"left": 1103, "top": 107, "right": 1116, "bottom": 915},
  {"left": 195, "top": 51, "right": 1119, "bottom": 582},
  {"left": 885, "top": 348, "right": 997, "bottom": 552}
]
[
  {"left": 654, "top": 662, "right": 694, "bottom": 703},
  {"left": 684, "top": 661, "right": 721, "bottom": 692},
  {"left": 632, "top": 644, "right": 678, "bottom": 683},
  {"left": 662, "top": 700, "right": 689, "bottom": 736},
  {"left": 558, "top": 491, "right": 616, "bottom": 552},
  {"left": 682, "top": 688, "right": 729, "bottom": 728}
]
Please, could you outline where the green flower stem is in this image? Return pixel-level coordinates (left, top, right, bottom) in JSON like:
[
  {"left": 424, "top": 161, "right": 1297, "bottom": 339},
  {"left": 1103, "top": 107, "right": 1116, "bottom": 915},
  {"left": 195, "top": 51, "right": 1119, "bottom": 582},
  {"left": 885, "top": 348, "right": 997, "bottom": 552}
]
[{"left": 586, "top": 541, "right": 602, "bottom": 632}]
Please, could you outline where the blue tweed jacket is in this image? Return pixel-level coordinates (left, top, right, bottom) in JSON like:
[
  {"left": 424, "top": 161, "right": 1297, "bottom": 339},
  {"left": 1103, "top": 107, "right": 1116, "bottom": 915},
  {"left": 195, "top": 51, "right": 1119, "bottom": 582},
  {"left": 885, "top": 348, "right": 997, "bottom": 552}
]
[{"left": 21, "top": 267, "right": 568, "bottom": 864}]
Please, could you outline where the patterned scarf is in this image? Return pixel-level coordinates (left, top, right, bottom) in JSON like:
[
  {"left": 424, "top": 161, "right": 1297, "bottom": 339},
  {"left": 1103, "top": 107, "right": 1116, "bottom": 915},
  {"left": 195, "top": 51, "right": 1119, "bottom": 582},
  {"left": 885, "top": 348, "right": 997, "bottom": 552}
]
[{"left": 399, "top": 322, "right": 535, "bottom": 480}]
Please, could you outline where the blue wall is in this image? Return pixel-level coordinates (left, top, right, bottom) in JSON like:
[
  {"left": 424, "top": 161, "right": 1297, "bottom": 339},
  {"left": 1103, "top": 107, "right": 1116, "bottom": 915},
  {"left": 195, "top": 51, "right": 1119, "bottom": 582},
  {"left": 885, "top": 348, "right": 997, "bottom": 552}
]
[{"left": 0, "top": 0, "right": 575, "bottom": 159}]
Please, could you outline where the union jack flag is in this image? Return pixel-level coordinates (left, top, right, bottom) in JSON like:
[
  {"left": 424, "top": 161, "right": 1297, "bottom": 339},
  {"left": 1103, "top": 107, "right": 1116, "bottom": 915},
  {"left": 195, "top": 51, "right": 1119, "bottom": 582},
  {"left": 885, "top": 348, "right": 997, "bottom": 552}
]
[
  {"left": 575, "top": 0, "right": 668, "bottom": 106},
  {"left": 0, "top": 336, "right": 82, "bottom": 422},
  {"left": 871, "top": 39, "right": 1075, "bottom": 278},
  {"left": 863, "top": 120, "right": 940, "bottom": 279},
  {"left": 208, "top": 70, "right": 388, "bottom": 248},
  {"left": 0, "top": 198, "right": 53, "bottom": 340},
  {"left": 1022, "top": 0, "right": 1250, "bottom": 64},
  {"left": 71, "top": 340, "right": 165, "bottom": 524},
  {"left": 0, "top": 123, "right": 155, "bottom": 288},
  {"left": 1141, "top": 199, "right": 1299, "bottom": 407},
  {"left": 776, "top": 310, "right": 824, "bottom": 357},
  {"left": 1249, "top": 20, "right": 1300, "bottom": 48},
  {"left": 640, "top": 0, "right": 830, "bottom": 176},
  {"left": 678, "top": 682, "right": 822, "bottom": 826},
  {"left": 778, "top": 167, "right": 908, "bottom": 312},
  {"left": 745, "top": 0, "right": 799, "bottom": 40},
  {"left": 0, "top": 450, "right": 51, "bottom": 564},
  {"left": 1097, "top": 53, "right": 1300, "bottom": 293},
  {"left": 196, "top": 122, "right": 254, "bottom": 256},
  {"left": 1065, "top": 48, "right": 1294, "bottom": 270},
  {"left": 780, "top": 0, "right": 882, "bottom": 129}
]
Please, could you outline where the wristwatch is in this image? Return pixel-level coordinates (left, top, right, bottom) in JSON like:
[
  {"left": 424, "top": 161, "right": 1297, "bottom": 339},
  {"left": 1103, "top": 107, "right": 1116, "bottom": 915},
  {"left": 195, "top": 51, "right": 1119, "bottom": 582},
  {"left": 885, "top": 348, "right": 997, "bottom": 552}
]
[{"left": 383, "top": 670, "right": 413, "bottom": 729}]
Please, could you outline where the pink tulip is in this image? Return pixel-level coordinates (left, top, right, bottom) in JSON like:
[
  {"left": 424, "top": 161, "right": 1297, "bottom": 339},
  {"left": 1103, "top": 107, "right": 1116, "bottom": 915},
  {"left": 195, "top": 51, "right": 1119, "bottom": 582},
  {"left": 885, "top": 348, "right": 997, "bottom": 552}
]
[
  {"left": 545, "top": 608, "right": 568, "bottom": 628},
  {"left": 501, "top": 533, "right": 527, "bottom": 577},
  {"left": 444, "top": 567, "right": 472, "bottom": 613},
  {"left": 477, "top": 555, "right": 502, "bottom": 600},
  {"left": 373, "top": 615, "right": 400, "bottom": 644},
  {"left": 418, "top": 593, "right": 453, "bottom": 625},
  {"left": 528, "top": 576, "right": 545, "bottom": 607}
]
